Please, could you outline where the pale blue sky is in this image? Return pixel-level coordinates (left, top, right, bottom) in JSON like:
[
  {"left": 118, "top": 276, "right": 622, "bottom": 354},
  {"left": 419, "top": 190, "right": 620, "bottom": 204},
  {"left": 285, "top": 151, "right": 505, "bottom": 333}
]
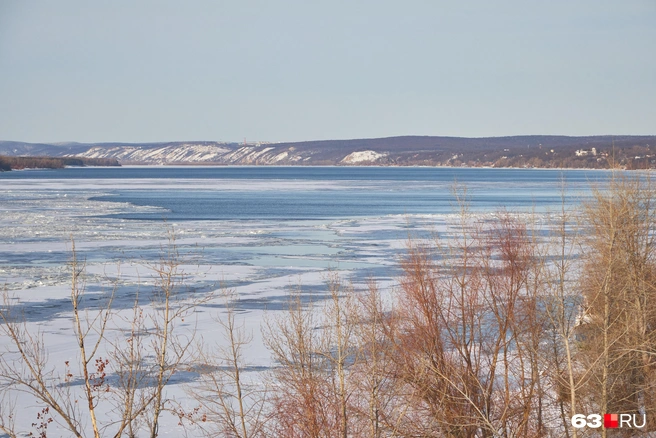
[{"left": 1, "top": 1, "right": 654, "bottom": 143}]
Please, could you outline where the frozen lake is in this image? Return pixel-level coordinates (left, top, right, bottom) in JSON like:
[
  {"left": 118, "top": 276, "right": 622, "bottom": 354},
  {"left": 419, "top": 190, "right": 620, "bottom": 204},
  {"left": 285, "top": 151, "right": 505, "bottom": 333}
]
[{"left": 0, "top": 166, "right": 611, "bottom": 435}]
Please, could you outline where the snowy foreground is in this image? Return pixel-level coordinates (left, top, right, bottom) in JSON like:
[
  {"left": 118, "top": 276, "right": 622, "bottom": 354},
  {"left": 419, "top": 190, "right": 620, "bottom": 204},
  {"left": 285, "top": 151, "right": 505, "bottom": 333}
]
[{"left": 0, "top": 176, "right": 488, "bottom": 436}]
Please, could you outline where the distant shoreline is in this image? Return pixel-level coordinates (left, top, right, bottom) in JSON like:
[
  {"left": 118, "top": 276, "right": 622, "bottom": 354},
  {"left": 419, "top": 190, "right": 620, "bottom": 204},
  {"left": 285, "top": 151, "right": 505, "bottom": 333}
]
[
  {"left": 0, "top": 155, "right": 120, "bottom": 171},
  {"left": 2, "top": 135, "right": 655, "bottom": 170},
  {"left": 121, "top": 164, "right": 624, "bottom": 171}
]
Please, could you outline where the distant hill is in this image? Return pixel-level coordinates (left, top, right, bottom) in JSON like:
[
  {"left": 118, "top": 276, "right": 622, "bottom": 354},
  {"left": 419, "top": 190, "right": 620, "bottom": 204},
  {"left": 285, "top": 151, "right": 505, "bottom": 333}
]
[{"left": 1, "top": 136, "right": 655, "bottom": 169}]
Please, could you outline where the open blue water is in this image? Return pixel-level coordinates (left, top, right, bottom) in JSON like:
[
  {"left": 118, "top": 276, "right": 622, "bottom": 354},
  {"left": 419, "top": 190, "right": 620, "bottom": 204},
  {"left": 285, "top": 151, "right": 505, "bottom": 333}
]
[
  {"left": 0, "top": 165, "right": 610, "bottom": 183},
  {"left": 0, "top": 166, "right": 613, "bottom": 220}
]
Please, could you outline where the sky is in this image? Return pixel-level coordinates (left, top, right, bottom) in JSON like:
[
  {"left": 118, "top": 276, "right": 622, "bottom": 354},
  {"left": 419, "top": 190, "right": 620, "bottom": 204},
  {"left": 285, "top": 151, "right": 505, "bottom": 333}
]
[{"left": 0, "top": 0, "right": 654, "bottom": 143}]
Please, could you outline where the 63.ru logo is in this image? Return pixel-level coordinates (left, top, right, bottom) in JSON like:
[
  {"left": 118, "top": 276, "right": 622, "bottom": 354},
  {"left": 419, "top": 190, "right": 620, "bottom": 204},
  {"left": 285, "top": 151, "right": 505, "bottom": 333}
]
[{"left": 571, "top": 413, "right": 646, "bottom": 429}]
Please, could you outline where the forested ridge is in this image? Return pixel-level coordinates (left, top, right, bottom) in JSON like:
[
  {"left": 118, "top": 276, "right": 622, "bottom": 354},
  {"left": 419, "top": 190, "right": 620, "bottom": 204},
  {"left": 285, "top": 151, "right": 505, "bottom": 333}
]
[{"left": 0, "top": 155, "right": 120, "bottom": 171}]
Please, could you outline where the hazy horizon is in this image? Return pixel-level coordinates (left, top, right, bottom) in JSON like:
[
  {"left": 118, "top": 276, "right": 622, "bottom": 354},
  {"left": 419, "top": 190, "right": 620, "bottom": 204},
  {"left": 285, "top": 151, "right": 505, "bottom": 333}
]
[
  {"left": 4, "top": 133, "right": 656, "bottom": 146},
  {"left": 1, "top": 1, "right": 654, "bottom": 143}
]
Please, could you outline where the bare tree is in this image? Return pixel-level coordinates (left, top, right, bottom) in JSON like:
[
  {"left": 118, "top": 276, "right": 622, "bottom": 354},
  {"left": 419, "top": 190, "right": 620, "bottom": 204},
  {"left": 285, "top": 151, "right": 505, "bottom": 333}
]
[
  {"left": 578, "top": 175, "right": 656, "bottom": 435},
  {"left": 139, "top": 231, "right": 209, "bottom": 438},
  {"left": 266, "top": 274, "right": 376, "bottom": 437},
  {"left": 0, "top": 231, "right": 208, "bottom": 437},
  {"left": 383, "top": 189, "right": 552, "bottom": 437},
  {"left": 350, "top": 279, "right": 401, "bottom": 437},
  {"left": 539, "top": 183, "right": 588, "bottom": 438},
  {"left": 108, "top": 286, "right": 156, "bottom": 438},
  {"left": 0, "top": 239, "right": 114, "bottom": 437},
  {"left": 264, "top": 284, "right": 330, "bottom": 437},
  {"left": 192, "top": 287, "right": 267, "bottom": 437},
  {"left": 317, "top": 274, "right": 361, "bottom": 438},
  {"left": 0, "top": 380, "right": 17, "bottom": 438}
]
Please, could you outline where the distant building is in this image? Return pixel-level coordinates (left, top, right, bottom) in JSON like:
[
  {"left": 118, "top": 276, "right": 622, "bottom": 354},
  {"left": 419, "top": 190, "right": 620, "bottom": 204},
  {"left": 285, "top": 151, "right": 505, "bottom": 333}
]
[{"left": 576, "top": 148, "right": 597, "bottom": 157}]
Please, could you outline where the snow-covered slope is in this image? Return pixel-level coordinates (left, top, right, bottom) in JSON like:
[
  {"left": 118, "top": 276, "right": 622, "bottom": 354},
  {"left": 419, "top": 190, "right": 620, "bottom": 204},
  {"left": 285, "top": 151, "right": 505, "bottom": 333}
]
[
  {"left": 0, "top": 141, "right": 324, "bottom": 165},
  {"left": 341, "top": 150, "right": 388, "bottom": 164},
  {"left": 77, "top": 144, "right": 234, "bottom": 164},
  {"left": 7, "top": 135, "right": 654, "bottom": 167}
]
